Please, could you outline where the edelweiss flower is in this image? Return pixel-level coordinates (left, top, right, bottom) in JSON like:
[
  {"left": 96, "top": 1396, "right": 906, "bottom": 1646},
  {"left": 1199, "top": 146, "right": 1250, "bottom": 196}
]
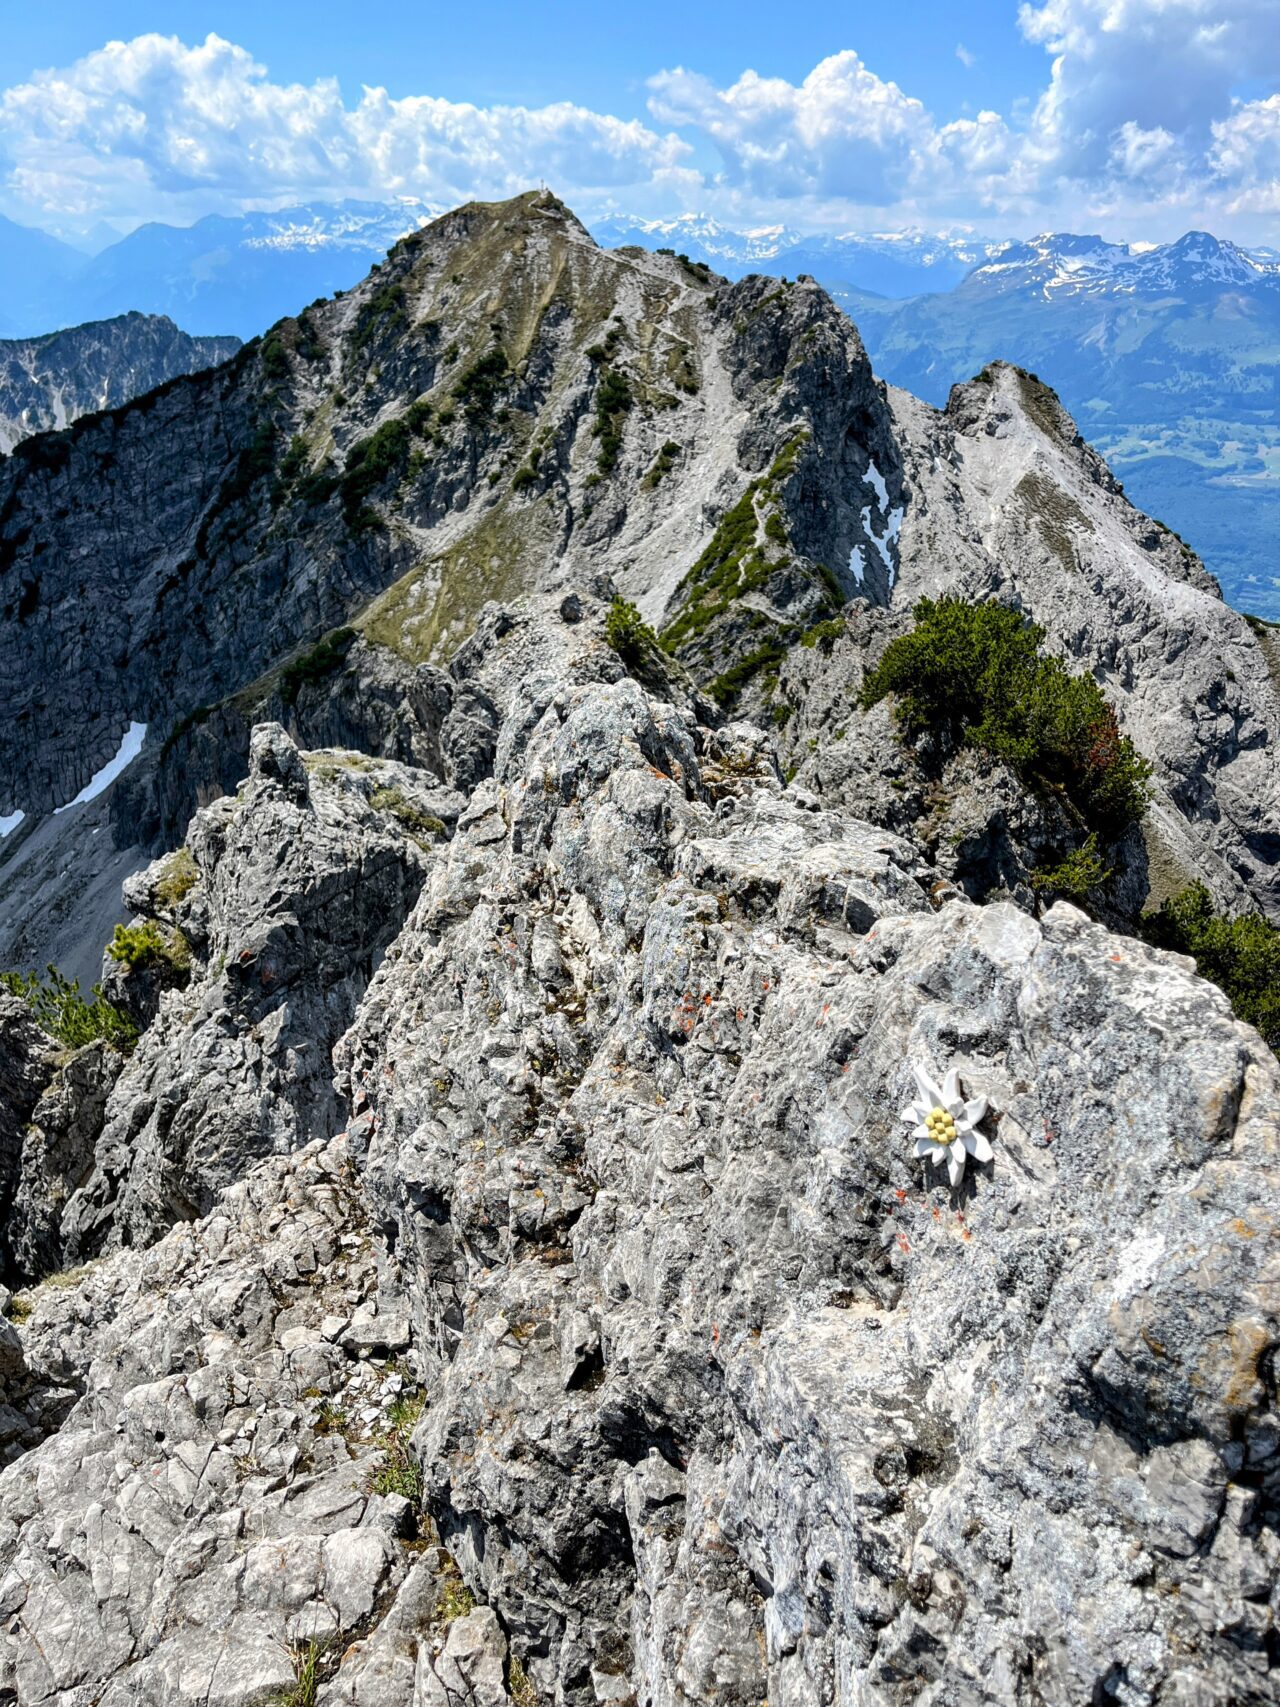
[{"left": 901, "top": 1064, "right": 992, "bottom": 1188}]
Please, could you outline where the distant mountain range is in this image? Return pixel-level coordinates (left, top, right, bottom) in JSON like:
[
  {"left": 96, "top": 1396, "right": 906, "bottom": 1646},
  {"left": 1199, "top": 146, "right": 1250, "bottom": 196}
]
[
  {"left": 840, "top": 231, "right": 1280, "bottom": 621},
  {"left": 0, "top": 200, "right": 1274, "bottom": 616},
  {"left": 594, "top": 218, "right": 1280, "bottom": 619},
  {"left": 0, "top": 202, "right": 442, "bottom": 341},
  {"left": 0, "top": 313, "right": 240, "bottom": 453},
  {"left": 590, "top": 213, "right": 1008, "bottom": 299}
]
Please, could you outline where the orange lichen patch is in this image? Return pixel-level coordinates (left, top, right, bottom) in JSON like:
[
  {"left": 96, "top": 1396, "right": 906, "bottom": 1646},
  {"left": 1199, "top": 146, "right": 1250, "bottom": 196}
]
[
  {"left": 1229, "top": 1218, "right": 1258, "bottom": 1239},
  {"left": 1224, "top": 1317, "right": 1271, "bottom": 1413}
]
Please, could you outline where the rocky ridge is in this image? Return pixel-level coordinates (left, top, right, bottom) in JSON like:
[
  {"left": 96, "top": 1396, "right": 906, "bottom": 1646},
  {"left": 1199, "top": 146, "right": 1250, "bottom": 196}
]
[
  {"left": 0, "top": 193, "right": 1274, "bottom": 972},
  {"left": 0, "top": 193, "right": 1278, "bottom": 1704},
  {"left": 0, "top": 594, "right": 1277, "bottom": 1704},
  {"left": 0, "top": 311, "right": 240, "bottom": 454}
]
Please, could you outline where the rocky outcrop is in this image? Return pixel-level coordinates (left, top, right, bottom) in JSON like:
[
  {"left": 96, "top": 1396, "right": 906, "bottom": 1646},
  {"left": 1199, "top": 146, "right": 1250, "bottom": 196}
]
[
  {"left": 0, "top": 311, "right": 240, "bottom": 454},
  {"left": 1, "top": 600, "right": 1275, "bottom": 1702},
  {"left": 3, "top": 725, "right": 457, "bottom": 1275},
  {"left": 0, "top": 1134, "right": 496, "bottom": 1705}
]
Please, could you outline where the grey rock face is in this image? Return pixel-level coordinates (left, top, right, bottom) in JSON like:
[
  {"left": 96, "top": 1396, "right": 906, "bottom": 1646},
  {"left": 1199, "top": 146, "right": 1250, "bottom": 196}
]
[
  {"left": 0, "top": 311, "right": 239, "bottom": 454},
  {"left": 0, "top": 995, "right": 54, "bottom": 1223},
  {"left": 1, "top": 601, "right": 1277, "bottom": 1703},
  {"left": 322, "top": 610, "right": 1278, "bottom": 1704},
  {"left": 0, "top": 1135, "right": 465, "bottom": 1705},
  {"left": 6, "top": 1039, "right": 124, "bottom": 1280},
  {"left": 12, "top": 724, "right": 451, "bottom": 1269}
]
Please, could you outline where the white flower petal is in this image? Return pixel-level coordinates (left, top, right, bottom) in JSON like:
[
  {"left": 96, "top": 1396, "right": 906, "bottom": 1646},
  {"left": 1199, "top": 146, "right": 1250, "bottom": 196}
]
[
  {"left": 914, "top": 1136, "right": 935, "bottom": 1157},
  {"left": 941, "top": 1068, "right": 962, "bottom": 1106},
  {"left": 912, "top": 1123, "right": 931, "bottom": 1140},
  {"left": 948, "top": 1150, "right": 965, "bottom": 1188},
  {"left": 913, "top": 1064, "right": 943, "bottom": 1108},
  {"left": 964, "top": 1130, "right": 994, "bottom": 1163},
  {"left": 963, "top": 1095, "right": 988, "bottom": 1125},
  {"left": 900, "top": 1103, "right": 927, "bottom": 1127}
]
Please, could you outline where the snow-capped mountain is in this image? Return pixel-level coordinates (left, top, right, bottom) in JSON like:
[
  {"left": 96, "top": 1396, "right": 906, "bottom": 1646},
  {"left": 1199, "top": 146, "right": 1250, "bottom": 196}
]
[
  {"left": 591, "top": 214, "right": 1010, "bottom": 297},
  {"left": 964, "top": 230, "right": 1280, "bottom": 299},
  {"left": 841, "top": 230, "right": 1280, "bottom": 621},
  {"left": 589, "top": 212, "right": 804, "bottom": 265}
]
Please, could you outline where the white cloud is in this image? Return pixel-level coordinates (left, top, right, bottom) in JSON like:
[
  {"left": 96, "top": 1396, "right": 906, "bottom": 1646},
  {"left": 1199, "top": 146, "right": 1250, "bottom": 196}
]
[
  {"left": 0, "top": 13, "right": 1278, "bottom": 242},
  {"left": 0, "top": 33, "right": 690, "bottom": 227},
  {"left": 956, "top": 44, "right": 978, "bottom": 69},
  {"left": 647, "top": 53, "right": 937, "bottom": 206},
  {"left": 1211, "top": 94, "right": 1280, "bottom": 214}
]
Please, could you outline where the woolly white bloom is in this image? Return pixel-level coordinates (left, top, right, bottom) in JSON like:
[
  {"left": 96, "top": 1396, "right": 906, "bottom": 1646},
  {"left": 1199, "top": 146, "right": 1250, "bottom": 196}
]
[{"left": 901, "top": 1064, "right": 992, "bottom": 1188}]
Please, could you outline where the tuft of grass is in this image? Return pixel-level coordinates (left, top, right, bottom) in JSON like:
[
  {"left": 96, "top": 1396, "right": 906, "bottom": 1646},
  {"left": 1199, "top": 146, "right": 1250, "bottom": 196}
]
[
  {"left": 799, "top": 617, "right": 845, "bottom": 651},
  {"left": 369, "top": 787, "right": 446, "bottom": 842},
  {"left": 107, "top": 920, "right": 190, "bottom": 978},
  {"left": 153, "top": 847, "right": 198, "bottom": 909},
  {"left": 275, "top": 1639, "right": 325, "bottom": 1707},
  {"left": 370, "top": 1388, "right": 427, "bottom": 1504},
  {"left": 433, "top": 1555, "right": 476, "bottom": 1625},
  {"left": 508, "top": 1656, "right": 538, "bottom": 1706}
]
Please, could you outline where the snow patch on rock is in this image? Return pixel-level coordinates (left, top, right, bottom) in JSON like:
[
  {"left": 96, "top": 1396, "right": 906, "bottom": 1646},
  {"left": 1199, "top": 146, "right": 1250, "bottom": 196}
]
[{"left": 53, "top": 723, "right": 146, "bottom": 816}]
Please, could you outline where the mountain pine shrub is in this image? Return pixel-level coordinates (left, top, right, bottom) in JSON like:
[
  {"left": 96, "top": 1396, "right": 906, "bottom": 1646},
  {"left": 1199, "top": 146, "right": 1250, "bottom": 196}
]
[
  {"left": 860, "top": 598, "right": 1152, "bottom": 834},
  {"left": 605, "top": 597, "right": 657, "bottom": 665},
  {"left": 1, "top": 966, "right": 137, "bottom": 1052},
  {"left": 1139, "top": 884, "right": 1280, "bottom": 1048}
]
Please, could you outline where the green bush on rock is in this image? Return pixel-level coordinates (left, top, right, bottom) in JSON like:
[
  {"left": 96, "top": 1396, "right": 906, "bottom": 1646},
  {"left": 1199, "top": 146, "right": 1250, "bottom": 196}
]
[
  {"left": 860, "top": 598, "right": 1152, "bottom": 834},
  {"left": 605, "top": 597, "right": 658, "bottom": 666},
  {"left": 1, "top": 966, "right": 137, "bottom": 1052},
  {"left": 107, "top": 921, "right": 192, "bottom": 982},
  {"left": 1140, "top": 884, "right": 1280, "bottom": 1049}
]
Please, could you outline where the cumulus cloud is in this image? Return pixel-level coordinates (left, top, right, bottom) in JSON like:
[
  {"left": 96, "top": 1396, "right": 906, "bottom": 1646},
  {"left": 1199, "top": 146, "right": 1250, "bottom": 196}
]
[
  {"left": 1017, "top": 0, "right": 1280, "bottom": 182},
  {"left": 647, "top": 53, "right": 939, "bottom": 206},
  {"left": 0, "top": 11, "right": 1277, "bottom": 241},
  {"left": 1211, "top": 94, "right": 1280, "bottom": 214},
  {"left": 0, "top": 32, "right": 689, "bottom": 226}
]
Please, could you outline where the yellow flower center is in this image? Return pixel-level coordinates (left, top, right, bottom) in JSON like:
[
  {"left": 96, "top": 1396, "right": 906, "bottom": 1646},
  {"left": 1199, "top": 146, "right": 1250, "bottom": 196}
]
[{"left": 925, "top": 1107, "right": 957, "bottom": 1146}]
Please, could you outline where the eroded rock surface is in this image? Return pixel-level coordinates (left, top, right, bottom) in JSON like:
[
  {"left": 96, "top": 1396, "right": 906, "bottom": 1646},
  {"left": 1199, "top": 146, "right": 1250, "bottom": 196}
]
[{"left": 1, "top": 195, "right": 1278, "bottom": 1707}]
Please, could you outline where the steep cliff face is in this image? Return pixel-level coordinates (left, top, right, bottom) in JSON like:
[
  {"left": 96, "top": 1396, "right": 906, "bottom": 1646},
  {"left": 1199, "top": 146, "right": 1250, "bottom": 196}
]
[{"left": 0, "top": 311, "right": 240, "bottom": 453}]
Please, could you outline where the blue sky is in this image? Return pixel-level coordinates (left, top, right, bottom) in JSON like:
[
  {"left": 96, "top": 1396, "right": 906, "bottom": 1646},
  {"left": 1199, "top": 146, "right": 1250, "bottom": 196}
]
[
  {"left": 0, "top": 2, "right": 1277, "bottom": 244},
  {"left": 0, "top": 3, "right": 1048, "bottom": 115}
]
